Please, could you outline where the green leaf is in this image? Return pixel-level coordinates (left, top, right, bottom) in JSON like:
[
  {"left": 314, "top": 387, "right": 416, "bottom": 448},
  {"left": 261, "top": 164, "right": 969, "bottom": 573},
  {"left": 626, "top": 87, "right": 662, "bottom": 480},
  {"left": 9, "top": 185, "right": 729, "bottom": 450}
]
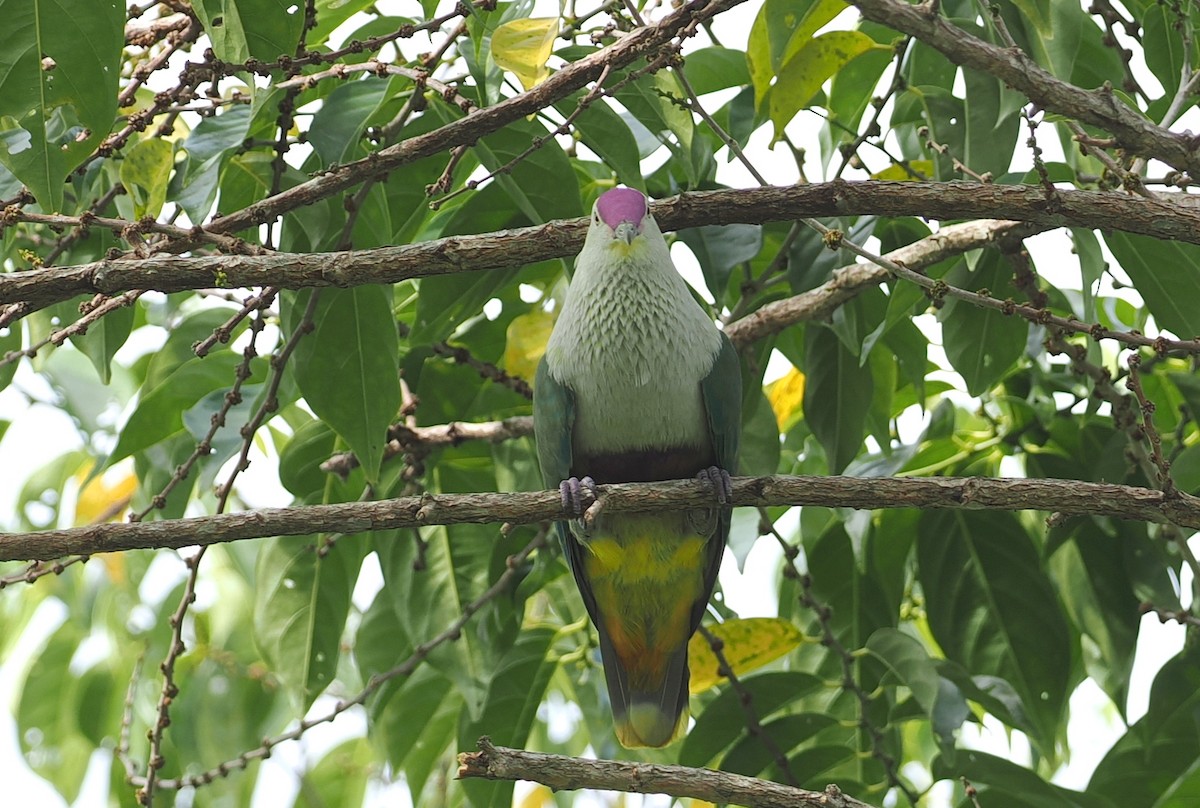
[
  {"left": 804, "top": 322, "right": 873, "bottom": 473},
  {"left": 682, "top": 47, "right": 752, "bottom": 95},
  {"left": 939, "top": 252, "right": 1027, "bottom": 395},
  {"left": 0, "top": 323, "right": 18, "bottom": 392},
  {"left": 769, "top": 31, "right": 880, "bottom": 142},
  {"left": 867, "top": 628, "right": 969, "bottom": 752},
  {"left": 459, "top": 627, "right": 558, "bottom": 808},
  {"left": 918, "top": 510, "right": 1074, "bottom": 755},
  {"left": 473, "top": 104, "right": 582, "bottom": 225},
  {"left": 1105, "top": 232, "right": 1200, "bottom": 338},
  {"left": 109, "top": 352, "right": 246, "bottom": 463},
  {"left": 1143, "top": 3, "right": 1194, "bottom": 98},
  {"left": 70, "top": 302, "right": 135, "bottom": 385},
  {"left": 615, "top": 68, "right": 705, "bottom": 185},
  {"left": 286, "top": 286, "right": 401, "bottom": 484},
  {"left": 1088, "top": 646, "right": 1200, "bottom": 804},
  {"left": 1049, "top": 529, "right": 1138, "bottom": 716},
  {"left": 378, "top": 524, "right": 491, "bottom": 720},
  {"left": 681, "top": 671, "right": 823, "bottom": 766},
  {"left": 254, "top": 535, "right": 369, "bottom": 709},
  {"left": 174, "top": 105, "right": 255, "bottom": 223},
  {"left": 0, "top": 0, "right": 123, "bottom": 211},
  {"left": 120, "top": 138, "right": 175, "bottom": 219},
  {"left": 192, "top": 0, "right": 305, "bottom": 63},
  {"left": 739, "top": 389, "right": 782, "bottom": 476},
  {"left": 963, "top": 68, "right": 1022, "bottom": 179},
  {"left": 557, "top": 93, "right": 643, "bottom": 190},
  {"left": 296, "top": 738, "right": 373, "bottom": 808},
  {"left": 676, "top": 223, "right": 762, "bottom": 306},
  {"left": 17, "top": 623, "right": 92, "bottom": 801},
  {"left": 308, "top": 77, "right": 394, "bottom": 167},
  {"left": 825, "top": 41, "right": 894, "bottom": 157},
  {"left": 278, "top": 419, "right": 339, "bottom": 500},
  {"left": 933, "top": 749, "right": 1108, "bottom": 808},
  {"left": 747, "top": 0, "right": 844, "bottom": 107},
  {"left": 724, "top": 736, "right": 850, "bottom": 783}
]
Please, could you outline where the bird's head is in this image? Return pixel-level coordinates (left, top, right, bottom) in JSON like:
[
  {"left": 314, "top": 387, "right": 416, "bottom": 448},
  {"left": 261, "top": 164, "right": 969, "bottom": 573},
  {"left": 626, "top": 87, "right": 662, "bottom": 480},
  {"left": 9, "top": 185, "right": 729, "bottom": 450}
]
[{"left": 591, "top": 187, "right": 652, "bottom": 255}]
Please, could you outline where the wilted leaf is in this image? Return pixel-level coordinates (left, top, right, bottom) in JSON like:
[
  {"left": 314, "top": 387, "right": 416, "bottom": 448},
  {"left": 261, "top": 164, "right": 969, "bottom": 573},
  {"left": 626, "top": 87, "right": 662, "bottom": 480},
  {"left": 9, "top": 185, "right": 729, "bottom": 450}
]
[
  {"left": 492, "top": 17, "right": 559, "bottom": 90},
  {"left": 766, "top": 366, "right": 806, "bottom": 430},
  {"left": 688, "top": 617, "right": 803, "bottom": 692},
  {"left": 871, "top": 160, "right": 935, "bottom": 180},
  {"left": 505, "top": 309, "right": 555, "bottom": 382},
  {"left": 769, "top": 31, "right": 880, "bottom": 142}
]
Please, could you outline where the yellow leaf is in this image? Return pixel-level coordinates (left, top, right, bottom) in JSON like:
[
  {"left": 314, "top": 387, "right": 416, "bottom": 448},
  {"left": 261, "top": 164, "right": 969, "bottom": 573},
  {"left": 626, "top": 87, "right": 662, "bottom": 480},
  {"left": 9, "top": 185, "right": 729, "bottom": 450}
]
[
  {"left": 517, "top": 784, "right": 554, "bottom": 808},
  {"left": 74, "top": 465, "right": 137, "bottom": 526},
  {"left": 766, "top": 366, "right": 805, "bottom": 431},
  {"left": 871, "top": 160, "right": 935, "bottom": 181},
  {"left": 504, "top": 309, "right": 556, "bottom": 383},
  {"left": 688, "top": 617, "right": 803, "bottom": 693},
  {"left": 492, "top": 18, "right": 559, "bottom": 91}
]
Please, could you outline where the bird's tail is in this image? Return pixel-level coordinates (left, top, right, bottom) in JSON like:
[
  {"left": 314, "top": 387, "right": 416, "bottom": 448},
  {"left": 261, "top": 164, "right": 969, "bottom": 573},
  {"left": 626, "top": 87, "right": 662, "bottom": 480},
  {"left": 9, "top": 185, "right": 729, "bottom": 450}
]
[{"left": 595, "top": 623, "right": 691, "bottom": 748}]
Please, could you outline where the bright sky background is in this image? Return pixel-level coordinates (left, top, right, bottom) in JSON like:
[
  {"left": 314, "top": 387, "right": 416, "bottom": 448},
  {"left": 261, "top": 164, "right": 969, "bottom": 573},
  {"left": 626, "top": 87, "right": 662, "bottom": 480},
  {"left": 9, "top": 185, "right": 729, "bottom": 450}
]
[{"left": 0, "top": 1, "right": 1193, "bottom": 806}]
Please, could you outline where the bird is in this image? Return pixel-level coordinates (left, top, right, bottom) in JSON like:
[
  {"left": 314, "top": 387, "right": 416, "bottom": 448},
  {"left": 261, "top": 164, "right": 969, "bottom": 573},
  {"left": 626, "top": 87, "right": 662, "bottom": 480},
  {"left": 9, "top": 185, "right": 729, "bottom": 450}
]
[{"left": 533, "top": 186, "right": 742, "bottom": 748}]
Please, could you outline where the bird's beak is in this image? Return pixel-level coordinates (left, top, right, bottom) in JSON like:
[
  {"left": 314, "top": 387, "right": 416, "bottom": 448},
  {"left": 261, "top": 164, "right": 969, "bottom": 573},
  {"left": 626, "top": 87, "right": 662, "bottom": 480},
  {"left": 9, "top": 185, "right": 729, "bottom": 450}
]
[{"left": 614, "top": 221, "right": 641, "bottom": 245}]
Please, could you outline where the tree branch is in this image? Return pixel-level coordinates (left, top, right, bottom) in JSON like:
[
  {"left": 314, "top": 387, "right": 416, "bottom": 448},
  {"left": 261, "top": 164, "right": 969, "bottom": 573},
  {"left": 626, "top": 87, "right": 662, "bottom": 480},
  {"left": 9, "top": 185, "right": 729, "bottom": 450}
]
[
  {"left": 4, "top": 475, "right": 1199, "bottom": 561},
  {"left": 456, "top": 737, "right": 878, "bottom": 808},
  {"left": 724, "top": 218, "right": 1040, "bottom": 345},
  {"left": 7, "top": 182, "right": 1200, "bottom": 310},
  {"left": 848, "top": 0, "right": 1200, "bottom": 175}
]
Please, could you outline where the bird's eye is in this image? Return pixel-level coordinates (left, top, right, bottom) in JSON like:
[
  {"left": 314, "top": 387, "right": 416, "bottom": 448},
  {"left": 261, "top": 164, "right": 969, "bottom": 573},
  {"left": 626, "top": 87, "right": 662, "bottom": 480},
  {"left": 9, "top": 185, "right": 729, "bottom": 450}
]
[{"left": 593, "top": 211, "right": 600, "bottom": 223}]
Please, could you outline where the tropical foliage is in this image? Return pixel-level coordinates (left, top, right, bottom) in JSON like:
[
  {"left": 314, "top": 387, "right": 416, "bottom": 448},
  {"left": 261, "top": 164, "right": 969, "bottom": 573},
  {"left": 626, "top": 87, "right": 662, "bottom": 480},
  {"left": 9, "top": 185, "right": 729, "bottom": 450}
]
[{"left": 1, "top": 0, "right": 1199, "bottom": 806}]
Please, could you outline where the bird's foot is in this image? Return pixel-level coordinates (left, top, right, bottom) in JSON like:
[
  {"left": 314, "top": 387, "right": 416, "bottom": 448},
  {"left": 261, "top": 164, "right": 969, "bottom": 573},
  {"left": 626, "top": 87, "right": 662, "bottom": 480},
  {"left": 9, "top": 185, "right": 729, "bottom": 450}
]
[
  {"left": 559, "top": 476, "right": 598, "bottom": 518},
  {"left": 696, "top": 466, "right": 733, "bottom": 505}
]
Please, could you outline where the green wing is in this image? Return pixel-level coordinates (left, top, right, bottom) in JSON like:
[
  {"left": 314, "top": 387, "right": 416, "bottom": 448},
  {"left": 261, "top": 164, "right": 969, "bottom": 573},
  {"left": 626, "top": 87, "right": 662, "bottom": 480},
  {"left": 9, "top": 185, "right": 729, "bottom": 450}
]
[
  {"left": 700, "top": 331, "right": 742, "bottom": 474},
  {"left": 533, "top": 355, "right": 575, "bottom": 488}
]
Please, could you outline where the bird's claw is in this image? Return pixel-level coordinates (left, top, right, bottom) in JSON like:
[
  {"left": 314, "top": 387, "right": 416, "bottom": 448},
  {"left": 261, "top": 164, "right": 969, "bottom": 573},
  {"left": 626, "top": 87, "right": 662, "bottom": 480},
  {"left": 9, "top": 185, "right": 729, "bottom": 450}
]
[
  {"left": 697, "top": 466, "right": 733, "bottom": 505},
  {"left": 559, "top": 476, "right": 598, "bottom": 517}
]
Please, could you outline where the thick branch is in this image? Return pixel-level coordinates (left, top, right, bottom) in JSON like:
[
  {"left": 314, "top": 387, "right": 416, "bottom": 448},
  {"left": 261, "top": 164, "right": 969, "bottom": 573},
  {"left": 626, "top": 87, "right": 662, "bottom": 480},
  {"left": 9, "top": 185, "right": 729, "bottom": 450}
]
[
  {"left": 725, "top": 218, "right": 1040, "bottom": 344},
  {"left": 457, "top": 738, "right": 877, "bottom": 808},
  {"left": 849, "top": 0, "right": 1200, "bottom": 174},
  {"left": 3, "top": 475, "right": 1198, "bottom": 561},
  {"left": 6, "top": 182, "right": 1200, "bottom": 310}
]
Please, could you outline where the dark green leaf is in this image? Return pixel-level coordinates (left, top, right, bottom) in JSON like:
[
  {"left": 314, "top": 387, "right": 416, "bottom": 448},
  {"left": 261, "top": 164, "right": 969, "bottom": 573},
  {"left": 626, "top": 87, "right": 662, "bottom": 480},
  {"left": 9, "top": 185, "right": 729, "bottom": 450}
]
[
  {"left": 940, "top": 253, "right": 1027, "bottom": 395},
  {"left": 719, "top": 716, "right": 842, "bottom": 777},
  {"left": 867, "top": 628, "right": 968, "bottom": 752},
  {"left": 933, "top": 749, "right": 1111, "bottom": 808},
  {"left": 70, "top": 303, "right": 134, "bottom": 385},
  {"left": 0, "top": 0, "right": 122, "bottom": 211},
  {"left": 682, "top": 671, "right": 823, "bottom": 766},
  {"left": 683, "top": 46, "right": 752, "bottom": 95},
  {"left": 286, "top": 286, "right": 401, "bottom": 483},
  {"left": 918, "top": 510, "right": 1074, "bottom": 754},
  {"left": 676, "top": 223, "right": 762, "bottom": 306},
  {"left": 558, "top": 94, "right": 644, "bottom": 190},
  {"left": 192, "top": 0, "right": 305, "bottom": 62},
  {"left": 254, "top": 535, "right": 369, "bottom": 709},
  {"left": 459, "top": 627, "right": 557, "bottom": 808},
  {"left": 1105, "top": 232, "right": 1200, "bottom": 338},
  {"left": 804, "top": 323, "right": 873, "bottom": 473}
]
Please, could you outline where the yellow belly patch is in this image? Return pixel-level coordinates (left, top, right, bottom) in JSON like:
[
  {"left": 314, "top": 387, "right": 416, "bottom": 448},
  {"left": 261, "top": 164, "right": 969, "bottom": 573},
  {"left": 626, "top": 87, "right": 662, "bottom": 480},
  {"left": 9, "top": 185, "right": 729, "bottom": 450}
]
[{"left": 580, "top": 515, "right": 711, "bottom": 689}]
